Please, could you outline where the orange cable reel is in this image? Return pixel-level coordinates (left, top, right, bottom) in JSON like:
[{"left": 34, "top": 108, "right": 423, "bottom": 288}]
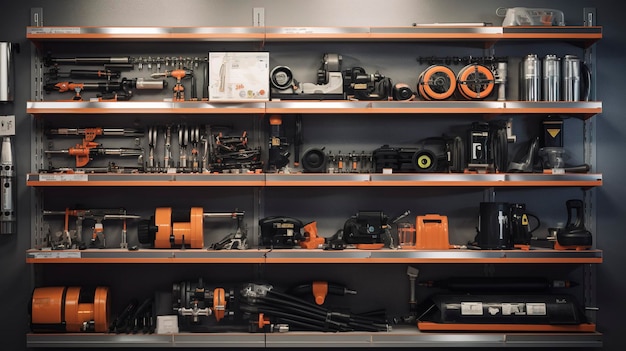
[
  {"left": 417, "top": 65, "right": 457, "bottom": 100},
  {"left": 456, "top": 64, "right": 495, "bottom": 100}
]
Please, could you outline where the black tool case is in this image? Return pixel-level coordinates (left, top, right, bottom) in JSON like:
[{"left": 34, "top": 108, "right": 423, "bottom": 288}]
[{"left": 417, "top": 294, "right": 594, "bottom": 332}]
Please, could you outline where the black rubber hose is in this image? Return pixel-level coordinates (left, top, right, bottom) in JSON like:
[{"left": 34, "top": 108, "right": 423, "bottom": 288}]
[
  {"left": 251, "top": 294, "right": 327, "bottom": 317},
  {"left": 254, "top": 297, "right": 387, "bottom": 331},
  {"left": 267, "top": 289, "right": 328, "bottom": 312},
  {"left": 256, "top": 305, "right": 345, "bottom": 331},
  {"left": 250, "top": 297, "right": 327, "bottom": 318}
]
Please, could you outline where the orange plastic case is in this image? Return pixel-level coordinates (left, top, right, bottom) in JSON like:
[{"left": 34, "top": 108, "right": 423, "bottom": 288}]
[{"left": 414, "top": 214, "right": 450, "bottom": 250}]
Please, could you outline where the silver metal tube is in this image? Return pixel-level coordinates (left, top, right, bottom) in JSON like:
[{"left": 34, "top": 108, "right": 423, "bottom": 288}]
[
  {"left": 494, "top": 62, "right": 507, "bottom": 101},
  {"left": 562, "top": 55, "right": 581, "bottom": 101},
  {"left": 542, "top": 55, "right": 560, "bottom": 101},
  {"left": 135, "top": 78, "right": 167, "bottom": 90},
  {"left": 203, "top": 212, "right": 245, "bottom": 218},
  {"left": 520, "top": 54, "right": 540, "bottom": 101}
]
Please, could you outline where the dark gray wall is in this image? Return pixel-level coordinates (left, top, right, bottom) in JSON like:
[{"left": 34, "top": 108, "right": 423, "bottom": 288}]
[{"left": 1, "top": 1, "right": 624, "bottom": 350}]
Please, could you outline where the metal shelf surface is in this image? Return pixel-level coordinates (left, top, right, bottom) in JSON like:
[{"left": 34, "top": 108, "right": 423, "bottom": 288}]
[
  {"left": 27, "top": 173, "right": 266, "bottom": 187},
  {"left": 26, "top": 101, "right": 267, "bottom": 114},
  {"left": 27, "top": 172, "right": 603, "bottom": 188},
  {"left": 27, "top": 100, "right": 602, "bottom": 118},
  {"left": 27, "top": 25, "right": 602, "bottom": 45},
  {"left": 26, "top": 248, "right": 603, "bottom": 264},
  {"left": 26, "top": 249, "right": 268, "bottom": 263},
  {"left": 27, "top": 26, "right": 266, "bottom": 41},
  {"left": 26, "top": 333, "right": 266, "bottom": 348},
  {"left": 26, "top": 327, "right": 602, "bottom": 348}
]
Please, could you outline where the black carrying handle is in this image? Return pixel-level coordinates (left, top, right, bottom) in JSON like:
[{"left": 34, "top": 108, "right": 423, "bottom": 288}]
[{"left": 565, "top": 199, "right": 585, "bottom": 229}]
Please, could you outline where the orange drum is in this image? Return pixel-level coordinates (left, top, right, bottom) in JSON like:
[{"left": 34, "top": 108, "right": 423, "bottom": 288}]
[
  {"left": 153, "top": 207, "right": 204, "bottom": 249},
  {"left": 30, "top": 286, "right": 110, "bottom": 333}
]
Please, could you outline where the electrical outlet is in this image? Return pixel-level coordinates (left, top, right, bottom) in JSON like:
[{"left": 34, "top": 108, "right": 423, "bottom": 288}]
[
  {"left": 0, "top": 115, "right": 15, "bottom": 136},
  {"left": 253, "top": 7, "right": 265, "bottom": 27}
]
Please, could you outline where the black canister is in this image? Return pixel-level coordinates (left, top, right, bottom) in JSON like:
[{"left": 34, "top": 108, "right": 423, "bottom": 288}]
[{"left": 478, "top": 202, "right": 513, "bottom": 249}]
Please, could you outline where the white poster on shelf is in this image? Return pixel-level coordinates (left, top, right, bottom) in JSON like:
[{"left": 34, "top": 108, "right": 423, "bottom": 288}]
[{"left": 208, "top": 52, "right": 270, "bottom": 102}]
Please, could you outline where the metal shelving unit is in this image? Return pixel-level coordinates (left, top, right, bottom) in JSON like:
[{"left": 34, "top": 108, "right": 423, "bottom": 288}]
[{"left": 25, "top": 24, "right": 604, "bottom": 348}]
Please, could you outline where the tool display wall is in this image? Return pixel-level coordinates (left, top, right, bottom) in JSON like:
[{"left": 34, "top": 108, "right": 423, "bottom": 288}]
[{"left": 25, "top": 11, "right": 603, "bottom": 350}]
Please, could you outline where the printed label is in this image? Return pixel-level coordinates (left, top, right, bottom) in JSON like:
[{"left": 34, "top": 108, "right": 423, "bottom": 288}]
[
  {"left": 461, "top": 302, "right": 483, "bottom": 315},
  {"left": 502, "top": 303, "right": 527, "bottom": 315},
  {"left": 39, "top": 174, "right": 88, "bottom": 182},
  {"left": 29, "top": 27, "right": 81, "bottom": 34},
  {"left": 30, "top": 251, "right": 81, "bottom": 259},
  {"left": 526, "top": 303, "right": 547, "bottom": 315}
]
